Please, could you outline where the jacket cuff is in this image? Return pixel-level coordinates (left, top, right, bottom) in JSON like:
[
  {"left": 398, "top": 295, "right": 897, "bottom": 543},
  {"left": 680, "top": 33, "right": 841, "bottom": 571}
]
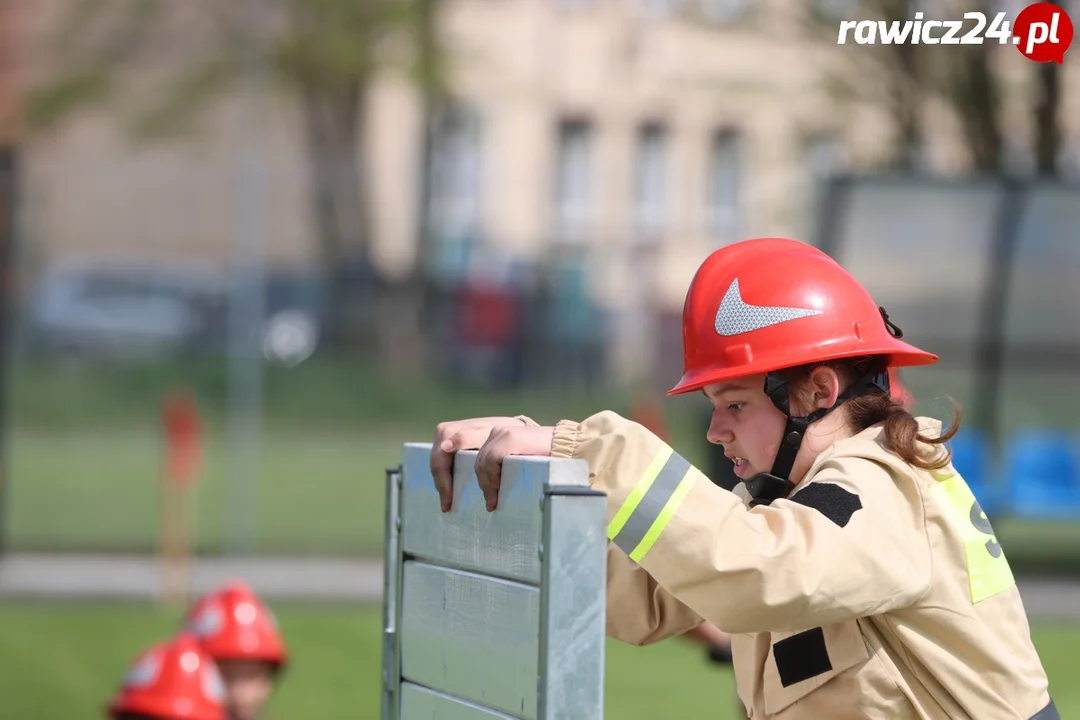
[{"left": 550, "top": 419, "right": 582, "bottom": 458}]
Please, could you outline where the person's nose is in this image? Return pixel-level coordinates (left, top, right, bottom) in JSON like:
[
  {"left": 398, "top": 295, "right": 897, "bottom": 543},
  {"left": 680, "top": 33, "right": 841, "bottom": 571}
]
[{"left": 707, "top": 410, "right": 734, "bottom": 446}]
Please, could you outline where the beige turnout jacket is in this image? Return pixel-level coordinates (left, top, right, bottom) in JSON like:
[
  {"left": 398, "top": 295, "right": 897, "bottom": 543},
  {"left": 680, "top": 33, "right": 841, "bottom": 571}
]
[{"left": 539, "top": 411, "right": 1055, "bottom": 720}]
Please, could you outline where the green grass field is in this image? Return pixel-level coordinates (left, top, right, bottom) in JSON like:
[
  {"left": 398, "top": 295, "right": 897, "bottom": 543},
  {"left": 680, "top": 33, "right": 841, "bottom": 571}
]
[
  {"left": 1, "top": 601, "right": 1076, "bottom": 720},
  {"left": 5, "top": 427, "right": 397, "bottom": 555},
  {"left": 9, "top": 424, "right": 1080, "bottom": 569},
  {"left": 5, "top": 359, "right": 1080, "bottom": 569},
  {"left": 4, "top": 357, "right": 627, "bottom": 556}
]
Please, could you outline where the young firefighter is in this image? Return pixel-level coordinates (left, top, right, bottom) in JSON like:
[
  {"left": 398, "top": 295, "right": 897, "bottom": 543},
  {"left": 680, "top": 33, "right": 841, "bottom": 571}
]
[
  {"left": 429, "top": 237, "right": 1057, "bottom": 720},
  {"left": 183, "top": 582, "right": 288, "bottom": 720},
  {"left": 683, "top": 368, "right": 913, "bottom": 719},
  {"left": 107, "top": 633, "right": 226, "bottom": 720}
]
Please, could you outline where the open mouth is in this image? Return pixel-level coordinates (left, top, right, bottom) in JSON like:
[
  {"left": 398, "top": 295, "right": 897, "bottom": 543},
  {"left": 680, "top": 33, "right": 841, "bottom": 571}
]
[{"left": 727, "top": 455, "right": 750, "bottom": 477}]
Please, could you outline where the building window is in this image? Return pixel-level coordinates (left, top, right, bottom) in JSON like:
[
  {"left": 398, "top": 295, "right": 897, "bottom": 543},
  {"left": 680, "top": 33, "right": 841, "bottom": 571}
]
[
  {"left": 634, "top": 123, "right": 668, "bottom": 238},
  {"left": 811, "top": 0, "right": 857, "bottom": 21},
  {"left": 707, "top": 129, "right": 742, "bottom": 241},
  {"left": 554, "top": 119, "right": 593, "bottom": 239},
  {"left": 701, "top": 0, "right": 749, "bottom": 23},
  {"left": 556, "top": 0, "right": 598, "bottom": 9},
  {"left": 640, "top": 0, "right": 682, "bottom": 19},
  {"left": 428, "top": 103, "right": 482, "bottom": 242}
]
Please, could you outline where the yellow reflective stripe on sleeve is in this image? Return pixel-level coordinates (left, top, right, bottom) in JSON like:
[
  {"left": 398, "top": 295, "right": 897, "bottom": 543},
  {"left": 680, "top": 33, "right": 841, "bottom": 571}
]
[
  {"left": 628, "top": 468, "right": 698, "bottom": 563},
  {"left": 607, "top": 445, "right": 673, "bottom": 540},
  {"left": 609, "top": 446, "right": 697, "bottom": 562},
  {"left": 930, "top": 469, "right": 1015, "bottom": 604}
]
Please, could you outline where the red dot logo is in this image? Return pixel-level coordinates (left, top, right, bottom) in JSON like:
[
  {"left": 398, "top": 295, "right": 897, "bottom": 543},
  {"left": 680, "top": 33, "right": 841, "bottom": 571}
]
[{"left": 1013, "top": 2, "right": 1074, "bottom": 64}]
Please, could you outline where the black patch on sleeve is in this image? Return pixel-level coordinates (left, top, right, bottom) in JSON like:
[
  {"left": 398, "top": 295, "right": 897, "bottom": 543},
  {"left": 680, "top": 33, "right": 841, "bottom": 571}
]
[
  {"left": 788, "top": 482, "right": 863, "bottom": 528},
  {"left": 1031, "top": 699, "right": 1061, "bottom": 720},
  {"left": 773, "top": 627, "right": 832, "bottom": 687}
]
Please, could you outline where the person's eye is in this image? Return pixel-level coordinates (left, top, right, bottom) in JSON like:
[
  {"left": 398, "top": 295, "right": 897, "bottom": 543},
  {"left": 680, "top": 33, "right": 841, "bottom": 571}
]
[{"left": 728, "top": 403, "right": 743, "bottom": 413}]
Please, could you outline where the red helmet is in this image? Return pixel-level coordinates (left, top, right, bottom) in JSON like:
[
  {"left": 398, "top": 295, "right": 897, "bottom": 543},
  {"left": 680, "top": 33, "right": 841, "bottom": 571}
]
[
  {"left": 183, "top": 582, "right": 288, "bottom": 668},
  {"left": 107, "top": 633, "right": 226, "bottom": 720},
  {"left": 669, "top": 237, "right": 937, "bottom": 396}
]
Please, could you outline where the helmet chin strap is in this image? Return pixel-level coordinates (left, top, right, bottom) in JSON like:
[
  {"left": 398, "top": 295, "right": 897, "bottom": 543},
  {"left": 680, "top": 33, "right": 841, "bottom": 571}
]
[{"left": 743, "top": 365, "right": 891, "bottom": 508}]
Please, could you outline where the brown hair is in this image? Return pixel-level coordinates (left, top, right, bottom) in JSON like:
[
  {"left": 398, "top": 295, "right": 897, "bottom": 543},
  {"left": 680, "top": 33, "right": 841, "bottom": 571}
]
[{"left": 784, "top": 357, "right": 962, "bottom": 470}]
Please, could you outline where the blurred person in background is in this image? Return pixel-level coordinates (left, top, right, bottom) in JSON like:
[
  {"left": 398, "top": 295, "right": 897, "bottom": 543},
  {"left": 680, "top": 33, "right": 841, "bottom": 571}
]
[
  {"left": 889, "top": 367, "right": 915, "bottom": 411},
  {"left": 107, "top": 633, "right": 225, "bottom": 720},
  {"left": 183, "top": 582, "right": 288, "bottom": 720},
  {"left": 429, "top": 237, "right": 1056, "bottom": 719},
  {"left": 455, "top": 251, "right": 522, "bottom": 388}
]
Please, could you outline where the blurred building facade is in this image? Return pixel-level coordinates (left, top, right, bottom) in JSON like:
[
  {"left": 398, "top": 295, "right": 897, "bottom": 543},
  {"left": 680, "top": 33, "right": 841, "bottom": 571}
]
[{"left": 17, "top": 0, "right": 1080, "bottom": 384}]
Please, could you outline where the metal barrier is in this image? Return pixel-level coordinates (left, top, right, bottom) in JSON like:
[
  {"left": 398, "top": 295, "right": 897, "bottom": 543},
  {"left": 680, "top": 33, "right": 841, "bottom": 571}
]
[{"left": 382, "top": 444, "right": 608, "bottom": 719}]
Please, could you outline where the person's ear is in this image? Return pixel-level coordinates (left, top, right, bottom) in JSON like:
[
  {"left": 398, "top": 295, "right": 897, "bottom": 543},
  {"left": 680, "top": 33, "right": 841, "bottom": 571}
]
[{"left": 807, "top": 365, "right": 841, "bottom": 411}]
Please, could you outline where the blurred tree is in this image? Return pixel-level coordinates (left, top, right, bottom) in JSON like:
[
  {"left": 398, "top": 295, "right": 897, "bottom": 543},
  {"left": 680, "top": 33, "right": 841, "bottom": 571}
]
[
  {"left": 1033, "top": 2, "right": 1063, "bottom": 177},
  {"left": 822, "top": 0, "right": 925, "bottom": 170},
  {"left": 933, "top": 14, "right": 1002, "bottom": 174},
  {"left": 25, "top": 0, "right": 446, "bottom": 350}
]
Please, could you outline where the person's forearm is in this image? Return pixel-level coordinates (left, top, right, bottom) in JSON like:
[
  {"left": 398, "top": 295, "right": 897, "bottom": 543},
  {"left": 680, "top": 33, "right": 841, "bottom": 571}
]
[{"left": 684, "top": 621, "right": 731, "bottom": 648}]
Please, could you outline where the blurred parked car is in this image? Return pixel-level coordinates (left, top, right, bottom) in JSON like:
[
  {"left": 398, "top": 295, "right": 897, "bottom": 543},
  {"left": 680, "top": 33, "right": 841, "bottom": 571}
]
[{"left": 22, "top": 259, "right": 327, "bottom": 366}]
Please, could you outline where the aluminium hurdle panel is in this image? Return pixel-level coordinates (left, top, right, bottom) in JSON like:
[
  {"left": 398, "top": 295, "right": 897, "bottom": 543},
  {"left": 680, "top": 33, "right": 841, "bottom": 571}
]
[{"left": 381, "top": 443, "right": 608, "bottom": 719}]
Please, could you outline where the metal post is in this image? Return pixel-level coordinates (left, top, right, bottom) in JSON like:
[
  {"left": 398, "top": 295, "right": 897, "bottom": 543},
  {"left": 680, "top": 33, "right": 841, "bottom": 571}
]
[
  {"left": 972, "top": 178, "right": 1028, "bottom": 447},
  {"left": 224, "top": 0, "right": 270, "bottom": 555},
  {"left": 0, "top": 148, "right": 16, "bottom": 559},
  {"left": 381, "top": 465, "right": 403, "bottom": 720}
]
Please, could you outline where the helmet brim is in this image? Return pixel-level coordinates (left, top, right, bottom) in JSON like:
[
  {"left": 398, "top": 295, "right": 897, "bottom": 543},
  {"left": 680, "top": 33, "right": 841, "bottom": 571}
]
[{"left": 667, "top": 341, "right": 939, "bottom": 396}]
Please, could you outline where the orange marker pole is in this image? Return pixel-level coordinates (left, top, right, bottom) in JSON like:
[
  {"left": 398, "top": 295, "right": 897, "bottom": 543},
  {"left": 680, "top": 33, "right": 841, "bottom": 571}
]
[{"left": 159, "top": 390, "right": 203, "bottom": 607}]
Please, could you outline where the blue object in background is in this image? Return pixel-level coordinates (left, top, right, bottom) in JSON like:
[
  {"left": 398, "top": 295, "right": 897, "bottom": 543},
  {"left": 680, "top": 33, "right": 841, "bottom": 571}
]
[
  {"left": 1002, "top": 429, "right": 1080, "bottom": 521},
  {"left": 948, "top": 429, "right": 1004, "bottom": 518}
]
